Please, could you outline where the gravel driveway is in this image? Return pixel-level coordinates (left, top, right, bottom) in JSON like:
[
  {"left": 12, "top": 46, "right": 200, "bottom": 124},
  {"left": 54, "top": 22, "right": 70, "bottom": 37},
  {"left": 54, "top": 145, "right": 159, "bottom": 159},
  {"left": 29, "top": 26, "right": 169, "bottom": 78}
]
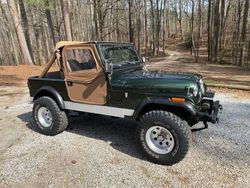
[{"left": 0, "top": 87, "right": 249, "bottom": 188}]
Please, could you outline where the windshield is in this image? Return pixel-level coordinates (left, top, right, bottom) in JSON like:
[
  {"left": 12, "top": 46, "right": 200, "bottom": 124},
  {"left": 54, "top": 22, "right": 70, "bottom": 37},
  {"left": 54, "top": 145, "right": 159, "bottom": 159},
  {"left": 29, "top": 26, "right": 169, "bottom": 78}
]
[{"left": 99, "top": 44, "right": 140, "bottom": 65}]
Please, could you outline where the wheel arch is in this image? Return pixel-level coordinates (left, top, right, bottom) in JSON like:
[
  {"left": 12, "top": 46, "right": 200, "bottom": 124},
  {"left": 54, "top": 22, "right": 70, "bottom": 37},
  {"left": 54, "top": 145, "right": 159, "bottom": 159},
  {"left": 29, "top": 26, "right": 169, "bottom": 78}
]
[
  {"left": 33, "top": 86, "right": 65, "bottom": 109},
  {"left": 133, "top": 98, "right": 198, "bottom": 126}
]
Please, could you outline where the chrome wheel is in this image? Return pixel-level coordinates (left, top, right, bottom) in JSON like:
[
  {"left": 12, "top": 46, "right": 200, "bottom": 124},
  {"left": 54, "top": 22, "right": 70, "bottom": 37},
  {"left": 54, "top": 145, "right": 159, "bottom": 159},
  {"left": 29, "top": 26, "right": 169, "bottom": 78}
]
[
  {"left": 145, "top": 126, "right": 175, "bottom": 154},
  {"left": 37, "top": 107, "right": 53, "bottom": 128}
]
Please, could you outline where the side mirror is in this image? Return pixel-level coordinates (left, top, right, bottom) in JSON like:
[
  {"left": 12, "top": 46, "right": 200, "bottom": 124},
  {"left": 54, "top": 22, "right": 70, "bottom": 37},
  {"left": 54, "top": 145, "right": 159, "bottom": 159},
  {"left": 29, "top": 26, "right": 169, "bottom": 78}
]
[{"left": 105, "top": 60, "right": 113, "bottom": 75}]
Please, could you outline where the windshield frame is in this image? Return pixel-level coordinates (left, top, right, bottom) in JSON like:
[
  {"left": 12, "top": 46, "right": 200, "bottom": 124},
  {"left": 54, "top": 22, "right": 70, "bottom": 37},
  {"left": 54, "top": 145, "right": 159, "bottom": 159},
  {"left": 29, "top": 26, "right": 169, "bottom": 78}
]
[{"left": 96, "top": 42, "right": 142, "bottom": 68}]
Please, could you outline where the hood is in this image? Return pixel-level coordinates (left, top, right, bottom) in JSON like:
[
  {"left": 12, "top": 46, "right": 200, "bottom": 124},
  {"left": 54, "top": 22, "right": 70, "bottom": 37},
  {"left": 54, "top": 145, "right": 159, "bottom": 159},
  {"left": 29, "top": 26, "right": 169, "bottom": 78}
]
[{"left": 111, "top": 70, "right": 201, "bottom": 94}]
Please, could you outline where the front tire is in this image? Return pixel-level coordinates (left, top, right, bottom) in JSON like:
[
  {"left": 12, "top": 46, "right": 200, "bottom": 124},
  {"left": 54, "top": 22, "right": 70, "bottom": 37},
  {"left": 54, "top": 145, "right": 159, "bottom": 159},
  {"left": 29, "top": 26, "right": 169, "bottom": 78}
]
[
  {"left": 33, "top": 96, "right": 68, "bottom": 136},
  {"left": 136, "top": 110, "right": 191, "bottom": 165}
]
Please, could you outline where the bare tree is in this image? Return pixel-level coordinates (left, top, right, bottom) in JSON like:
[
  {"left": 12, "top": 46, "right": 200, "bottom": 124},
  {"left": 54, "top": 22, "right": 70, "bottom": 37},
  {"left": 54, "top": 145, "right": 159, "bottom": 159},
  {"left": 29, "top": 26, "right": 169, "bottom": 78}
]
[
  {"left": 193, "top": 0, "right": 201, "bottom": 63},
  {"left": 177, "top": 0, "right": 183, "bottom": 39},
  {"left": 213, "top": 0, "right": 221, "bottom": 63},
  {"left": 18, "top": 0, "right": 34, "bottom": 62},
  {"left": 150, "top": 0, "right": 155, "bottom": 54},
  {"left": 207, "top": 0, "right": 212, "bottom": 61},
  {"left": 61, "top": 0, "right": 72, "bottom": 41},
  {"left": 44, "top": 0, "right": 56, "bottom": 46},
  {"left": 0, "top": 0, "right": 20, "bottom": 65},
  {"left": 0, "top": 0, "right": 249, "bottom": 65},
  {"left": 162, "top": 0, "right": 166, "bottom": 53},
  {"left": 239, "top": 0, "right": 249, "bottom": 66},
  {"left": 7, "top": 0, "right": 33, "bottom": 65},
  {"left": 144, "top": 0, "right": 148, "bottom": 56},
  {"left": 155, "top": 0, "right": 162, "bottom": 55},
  {"left": 128, "top": 0, "right": 134, "bottom": 43},
  {"left": 93, "top": 0, "right": 99, "bottom": 40},
  {"left": 234, "top": 1, "right": 243, "bottom": 65}
]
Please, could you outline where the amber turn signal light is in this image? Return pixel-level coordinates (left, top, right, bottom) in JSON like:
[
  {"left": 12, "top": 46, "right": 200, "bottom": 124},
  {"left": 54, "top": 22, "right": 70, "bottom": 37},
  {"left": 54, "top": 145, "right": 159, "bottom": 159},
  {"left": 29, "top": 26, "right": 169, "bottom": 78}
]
[{"left": 171, "top": 97, "right": 185, "bottom": 102}]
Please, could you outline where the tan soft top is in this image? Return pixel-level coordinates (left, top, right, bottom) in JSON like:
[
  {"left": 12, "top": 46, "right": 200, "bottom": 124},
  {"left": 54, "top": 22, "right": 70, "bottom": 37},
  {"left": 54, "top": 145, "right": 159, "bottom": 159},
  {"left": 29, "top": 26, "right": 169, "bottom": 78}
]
[
  {"left": 55, "top": 41, "right": 92, "bottom": 50},
  {"left": 55, "top": 40, "right": 130, "bottom": 50}
]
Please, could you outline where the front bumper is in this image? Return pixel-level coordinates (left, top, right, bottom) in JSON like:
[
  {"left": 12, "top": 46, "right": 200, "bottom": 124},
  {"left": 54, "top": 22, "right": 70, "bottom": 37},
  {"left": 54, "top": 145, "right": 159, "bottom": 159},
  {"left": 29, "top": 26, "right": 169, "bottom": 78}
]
[{"left": 198, "top": 100, "right": 223, "bottom": 123}]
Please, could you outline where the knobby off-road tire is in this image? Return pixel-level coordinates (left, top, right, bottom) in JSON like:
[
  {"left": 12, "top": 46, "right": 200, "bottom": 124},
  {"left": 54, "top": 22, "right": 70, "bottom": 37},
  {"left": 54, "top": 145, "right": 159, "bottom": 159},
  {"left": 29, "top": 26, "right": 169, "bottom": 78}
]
[
  {"left": 33, "top": 96, "right": 68, "bottom": 136},
  {"left": 136, "top": 110, "right": 191, "bottom": 165}
]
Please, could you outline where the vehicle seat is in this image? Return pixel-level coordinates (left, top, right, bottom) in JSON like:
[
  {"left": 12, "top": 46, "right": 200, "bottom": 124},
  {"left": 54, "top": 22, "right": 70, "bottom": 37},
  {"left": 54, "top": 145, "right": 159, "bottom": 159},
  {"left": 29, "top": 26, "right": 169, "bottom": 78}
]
[
  {"left": 80, "top": 61, "right": 96, "bottom": 70},
  {"left": 67, "top": 59, "right": 81, "bottom": 71}
]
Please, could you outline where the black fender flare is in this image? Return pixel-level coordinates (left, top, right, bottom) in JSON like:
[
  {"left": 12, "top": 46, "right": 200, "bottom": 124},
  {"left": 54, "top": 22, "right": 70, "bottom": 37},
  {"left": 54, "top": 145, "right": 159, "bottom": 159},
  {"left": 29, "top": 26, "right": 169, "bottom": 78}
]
[
  {"left": 33, "top": 86, "right": 65, "bottom": 109},
  {"left": 132, "top": 97, "right": 197, "bottom": 119}
]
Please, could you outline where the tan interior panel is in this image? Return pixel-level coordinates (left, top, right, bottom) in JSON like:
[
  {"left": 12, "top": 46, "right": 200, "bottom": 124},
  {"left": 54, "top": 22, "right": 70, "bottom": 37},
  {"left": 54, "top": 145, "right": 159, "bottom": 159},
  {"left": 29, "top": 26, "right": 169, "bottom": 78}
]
[{"left": 62, "top": 44, "right": 107, "bottom": 105}]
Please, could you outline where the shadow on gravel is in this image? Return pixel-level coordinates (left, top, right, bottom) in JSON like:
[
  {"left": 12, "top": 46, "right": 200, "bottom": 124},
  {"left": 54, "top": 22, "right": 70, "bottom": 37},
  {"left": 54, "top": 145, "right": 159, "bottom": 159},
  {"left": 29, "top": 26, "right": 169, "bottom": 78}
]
[
  {"left": 68, "top": 114, "right": 147, "bottom": 161},
  {"left": 17, "top": 112, "right": 146, "bottom": 162},
  {"left": 17, "top": 111, "right": 41, "bottom": 133}
]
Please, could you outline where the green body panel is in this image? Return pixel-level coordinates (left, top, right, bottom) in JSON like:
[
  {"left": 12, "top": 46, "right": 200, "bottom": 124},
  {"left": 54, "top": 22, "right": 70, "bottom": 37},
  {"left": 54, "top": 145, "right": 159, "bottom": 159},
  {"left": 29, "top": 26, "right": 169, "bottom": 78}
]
[
  {"left": 107, "top": 69, "right": 201, "bottom": 109},
  {"left": 28, "top": 77, "right": 70, "bottom": 101}
]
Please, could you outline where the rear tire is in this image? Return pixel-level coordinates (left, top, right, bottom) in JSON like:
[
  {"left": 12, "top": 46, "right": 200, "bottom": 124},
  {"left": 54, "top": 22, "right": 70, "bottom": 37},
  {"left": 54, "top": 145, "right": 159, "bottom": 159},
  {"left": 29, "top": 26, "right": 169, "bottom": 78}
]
[
  {"left": 136, "top": 110, "right": 191, "bottom": 165},
  {"left": 33, "top": 96, "right": 68, "bottom": 136}
]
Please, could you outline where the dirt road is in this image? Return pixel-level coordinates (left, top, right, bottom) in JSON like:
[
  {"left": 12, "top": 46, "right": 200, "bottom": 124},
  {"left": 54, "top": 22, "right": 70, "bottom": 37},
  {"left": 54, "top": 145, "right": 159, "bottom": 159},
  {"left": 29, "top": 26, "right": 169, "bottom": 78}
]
[
  {"left": 0, "top": 86, "right": 250, "bottom": 187},
  {"left": 147, "top": 47, "right": 250, "bottom": 90}
]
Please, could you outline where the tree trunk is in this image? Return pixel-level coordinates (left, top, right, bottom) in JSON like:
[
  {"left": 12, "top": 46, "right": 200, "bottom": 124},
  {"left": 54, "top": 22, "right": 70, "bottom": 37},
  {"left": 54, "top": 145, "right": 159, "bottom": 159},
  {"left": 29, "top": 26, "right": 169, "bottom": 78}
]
[
  {"left": 239, "top": 0, "right": 249, "bottom": 66},
  {"left": 213, "top": 0, "right": 221, "bottom": 63},
  {"left": 162, "top": 0, "right": 166, "bottom": 54},
  {"left": 128, "top": 0, "right": 134, "bottom": 43},
  {"left": 45, "top": 0, "right": 56, "bottom": 46},
  {"left": 178, "top": 0, "right": 183, "bottom": 40},
  {"left": 18, "top": 0, "right": 34, "bottom": 62},
  {"left": 0, "top": 0, "right": 20, "bottom": 65},
  {"left": 150, "top": 0, "right": 155, "bottom": 54},
  {"left": 116, "top": 1, "right": 121, "bottom": 41},
  {"left": 137, "top": 16, "right": 141, "bottom": 55},
  {"left": 194, "top": 0, "right": 201, "bottom": 63},
  {"left": 231, "top": 2, "right": 238, "bottom": 65},
  {"left": 174, "top": 1, "right": 178, "bottom": 37},
  {"left": 207, "top": 0, "right": 212, "bottom": 61},
  {"left": 248, "top": 39, "right": 250, "bottom": 66},
  {"left": 144, "top": 0, "right": 148, "bottom": 56},
  {"left": 93, "top": 0, "right": 99, "bottom": 40},
  {"left": 7, "top": 0, "right": 33, "bottom": 65},
  {"left": 10, "top": 32, "right": 20, "bottom": 65},
  {"left": 156, "top": 0, "right": 162, "bottom": 56},
  {"left": 218, "top": 0, "right": 225, "bottom": 62},
  {"left": 191, "top": 0, "right": 194, "bottom": 55},
  {"left": 234, "top": 1, "right": 242, "bottom": 65},
  {"left": 96, "top": 0, "right": 105, "bottom": 41},
  {"left": 108, "top": 1, "right": 114, "bottom": 41},
  {"left": 54, "top": 1, "right": 63, "bottom": 41},
  {"left": 166, "top": 0, "right": 170, "bottom": 38},
  {"left": 61, "top": 0, "right": 72, "bottom": 41}
]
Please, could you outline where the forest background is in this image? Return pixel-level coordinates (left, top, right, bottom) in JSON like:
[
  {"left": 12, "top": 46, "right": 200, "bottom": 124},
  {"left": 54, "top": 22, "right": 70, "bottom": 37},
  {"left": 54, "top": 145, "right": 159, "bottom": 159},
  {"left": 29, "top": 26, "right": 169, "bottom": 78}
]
[{"left": 0, "top": 0, "right": 249, "bottom": 69}]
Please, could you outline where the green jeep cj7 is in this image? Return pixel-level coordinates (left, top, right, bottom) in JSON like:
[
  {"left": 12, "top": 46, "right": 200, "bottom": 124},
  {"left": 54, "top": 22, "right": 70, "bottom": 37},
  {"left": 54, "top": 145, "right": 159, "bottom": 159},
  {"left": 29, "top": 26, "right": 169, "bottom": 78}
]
[{"left": 28, "top": 41, "right": 222, "bottom": 165}]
